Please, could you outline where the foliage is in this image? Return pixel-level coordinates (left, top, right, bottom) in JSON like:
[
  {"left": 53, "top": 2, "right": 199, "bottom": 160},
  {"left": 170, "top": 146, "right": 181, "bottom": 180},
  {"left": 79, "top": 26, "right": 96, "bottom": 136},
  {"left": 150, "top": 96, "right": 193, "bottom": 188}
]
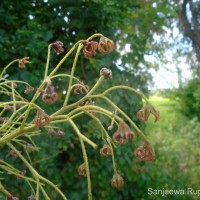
[
  {"left": 178, "top": 78, "right": 200, "bottom": 121},
  {"left": 0, "top": 0, "right": 174, "bottom": 82}
]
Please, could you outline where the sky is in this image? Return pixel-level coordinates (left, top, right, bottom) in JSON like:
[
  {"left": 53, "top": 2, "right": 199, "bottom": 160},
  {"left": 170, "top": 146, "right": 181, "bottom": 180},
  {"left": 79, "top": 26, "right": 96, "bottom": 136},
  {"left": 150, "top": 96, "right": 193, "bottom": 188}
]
[
  {"left": 120, "top": 41, "right": 192, "bottom": 90},
  {"left": 147, "top": 26, "right": 192, "bottom": 89},
  {"left": 145, "top": 55, "right": 192, "bottom": 89}
]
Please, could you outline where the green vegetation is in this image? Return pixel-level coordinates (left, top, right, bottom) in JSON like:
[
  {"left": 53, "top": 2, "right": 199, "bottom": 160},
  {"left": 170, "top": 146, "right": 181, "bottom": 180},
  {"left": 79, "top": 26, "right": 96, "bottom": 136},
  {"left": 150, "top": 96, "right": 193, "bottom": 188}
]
[
  {"left": 142, "top": 96, "right": 200, "bottom": 200},
  {"left": 178, "top": 78, "right": 200, "bottom": 121}
]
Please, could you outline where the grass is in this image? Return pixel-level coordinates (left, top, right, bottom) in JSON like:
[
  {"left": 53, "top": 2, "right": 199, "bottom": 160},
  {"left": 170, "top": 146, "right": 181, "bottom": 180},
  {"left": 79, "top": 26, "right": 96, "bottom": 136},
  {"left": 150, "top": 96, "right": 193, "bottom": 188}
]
[
  {"left": 141, "top": 95, "right": 200, "bottom": 200},
  {"left": 146, "top": 95, "right": 183, "bottom": 130}
]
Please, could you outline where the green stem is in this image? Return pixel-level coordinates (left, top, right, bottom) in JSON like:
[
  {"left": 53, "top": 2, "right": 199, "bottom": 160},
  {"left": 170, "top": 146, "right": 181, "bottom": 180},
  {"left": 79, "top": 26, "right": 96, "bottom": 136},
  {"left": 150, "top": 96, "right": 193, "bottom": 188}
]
[
  {"left": 36, "top": 178, "right": 40, "bottom": 200},
  {"left": 0, "top": 104, "right": 28, "bottom": 133},
  {"left": 107, "top": 138, "right": 117, "bottom": 174},
  {"left": 50, "top": 74, "right": 80, "bottom": 82},
  {"left": 27, "top": 181, "right": 36, "bottom": 195},
  {"left": 0, "top": 182, "right": 12, "bottom": 197},
  {"left": 7, "top": 143, "right": 68, "bottom": 200},
  {"left": 86, "top": 76, "right": 105, "bottom": 96},
  {"left": 83, "top": 111, "right": 117, "bottom": 172},
  {"left": 0, "top": 80, "right": 33, "bottom": 87},
  {"left": 80, "top": 138, "right": 92, "bottom": 200},
  {"left": 0, "top": 84, "right": 24, "bottom": 100},
  {"left": 40, "top": 185, "right": 50, "bottom": 200},
  {"left": 0, "top": 124, "right": 35, "bottom": 145},
  {"left": 100, "top": 96, "right": 148, "bottom": 141},
  {"left": 0, "top": 108, "right": 6, "bottom": 117},
  {"left": 51, "top": 76, "right": 105, "bottom": 117},
  {"left": 6, "top": 108, "right": 28, "bottom": 134},
  {"left": 39, "top": 176, "right": 68, "bottom": 200},
  {"left": 68, "top": 118, "right": 97, "bottom": 149},
  {"left": 0, "top": 59, "right": 19, "bottom": 78},
  {"left": 64, "top": 105, "right": 121, "bottom": 127},
  {"left": 48, "top": 33, "right": 103, "bottom": 104},
  {"left": 68, "top": 118, "right": 92, "bottom": 200},
  {"left": 70, "top": 83, "right": 90, "bottom": 94},
  {"left": 0, "top": 165, "right": 36, "bottom": 183},
  {"left": 48, "top": 40, "right": 84, "bottom": 78},
  {"left": 11, "top": 83, "right": 16, "bottom": 113},
  {"left": 7, "top": 143, "right": 39, "bottom": 176},
  {"left": 63, "top": 44, "right": 83, "bottom": 106},
  {"left": 86, "top": 111, "right": 116, "bottom": 145},
  {"left": 20, "top": 80, "right": 46, "bottom": 129},
  {"left": 103, "top": 85, "right": 149, "bottom": 102},
  {"left": 44, "top": 44, "right": 51, "bottom": 79},
  {"left": 86, "top": 33, "right": 103, "bottom": 41}
]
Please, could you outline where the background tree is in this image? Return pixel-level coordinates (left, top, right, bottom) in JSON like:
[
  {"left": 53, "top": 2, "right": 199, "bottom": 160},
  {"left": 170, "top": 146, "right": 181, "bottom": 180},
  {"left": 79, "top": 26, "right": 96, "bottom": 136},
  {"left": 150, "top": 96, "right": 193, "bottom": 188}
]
[{"left": 178, "top": 0, "right": 200, "bottom": 62}]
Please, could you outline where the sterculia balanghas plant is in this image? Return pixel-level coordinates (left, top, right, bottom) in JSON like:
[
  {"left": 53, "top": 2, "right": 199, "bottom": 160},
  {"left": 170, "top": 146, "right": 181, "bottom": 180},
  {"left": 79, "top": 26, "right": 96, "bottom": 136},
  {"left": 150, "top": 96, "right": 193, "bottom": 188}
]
[{"left": 0, "top": 33, "right": 160, "bottom": 200}]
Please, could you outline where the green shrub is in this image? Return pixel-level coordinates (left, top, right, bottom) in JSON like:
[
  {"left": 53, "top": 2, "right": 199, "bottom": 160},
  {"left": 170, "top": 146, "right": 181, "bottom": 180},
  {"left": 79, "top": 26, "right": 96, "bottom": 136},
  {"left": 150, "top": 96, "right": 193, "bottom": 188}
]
[{"left": 179, "top": 78, "right": 200, "bottom": 121}]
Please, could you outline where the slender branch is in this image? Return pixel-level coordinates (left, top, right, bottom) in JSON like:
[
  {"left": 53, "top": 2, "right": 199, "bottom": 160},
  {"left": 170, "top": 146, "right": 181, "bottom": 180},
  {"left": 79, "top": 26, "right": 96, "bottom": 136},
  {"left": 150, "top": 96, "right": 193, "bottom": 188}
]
[
  {"left": 83, "top": 110, "right": 117, "bottom": 173},
  {"left": 50, "top": 74, "right": 80, "bottom": 82},
  {"left": 51, "top": 76, "right": 105, "bottom": 117},
  {"left": 0, "top": 80, "right": 34, "bottom": 87},
  {"left": 48, "top": 40, "right": 84, "bottom": 78},
  {"left": 99, "top": 96, "right": 148, "bottom": 141},
  {"left": 86, "top": 76, "right": 105, "bottom": 96},
  {"left": 0, "top": 104, "right": 28, "bottom": 133},
  {"left": 39, "top": 176, "right": 68, "bottom": 200},
  {"left": 36, "top": 177, "right": 40, "bottom": 200},
  {"left": 63, "top": 44, "right": 83, "bottom": 106},
  {"left": 68, "top": 118, "right": 92, "bottom": 200},
  {"left": 44, "top": 44, "right": 52, "bottom": 79},
  {"left": 0, "top": 59, "right": 19, "bottom": 78},
  {"left": 68, "top": 118, "right": 97, "bottom": 149},
  {"left": 83, "top": 110, "right": 116, "bottom": 147},
  {"left": 0, "top": 181, "right": 12, "bottom": 197},
  {"left": 7, "top": 143, "right": 68, "bottom": 200},
  {"left": 79, "top": 137, "right": 92, "bottom": 200},
  {"left": 40, "top": 185, "right": 50, "bottom": 200},
  {"left": 102, "top": 85, "right": 148, "bottom": 102}
]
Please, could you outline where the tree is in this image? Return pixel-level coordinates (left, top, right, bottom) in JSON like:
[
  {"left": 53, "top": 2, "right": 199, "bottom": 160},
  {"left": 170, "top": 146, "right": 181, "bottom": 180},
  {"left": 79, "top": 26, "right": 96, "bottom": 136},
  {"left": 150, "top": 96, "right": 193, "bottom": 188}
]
[
  {"left": 178, "top": 0, "right": 200, "bottom": 62},
  {"left": 0, "top": 0, "right": 171, "bottom": 76}
]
